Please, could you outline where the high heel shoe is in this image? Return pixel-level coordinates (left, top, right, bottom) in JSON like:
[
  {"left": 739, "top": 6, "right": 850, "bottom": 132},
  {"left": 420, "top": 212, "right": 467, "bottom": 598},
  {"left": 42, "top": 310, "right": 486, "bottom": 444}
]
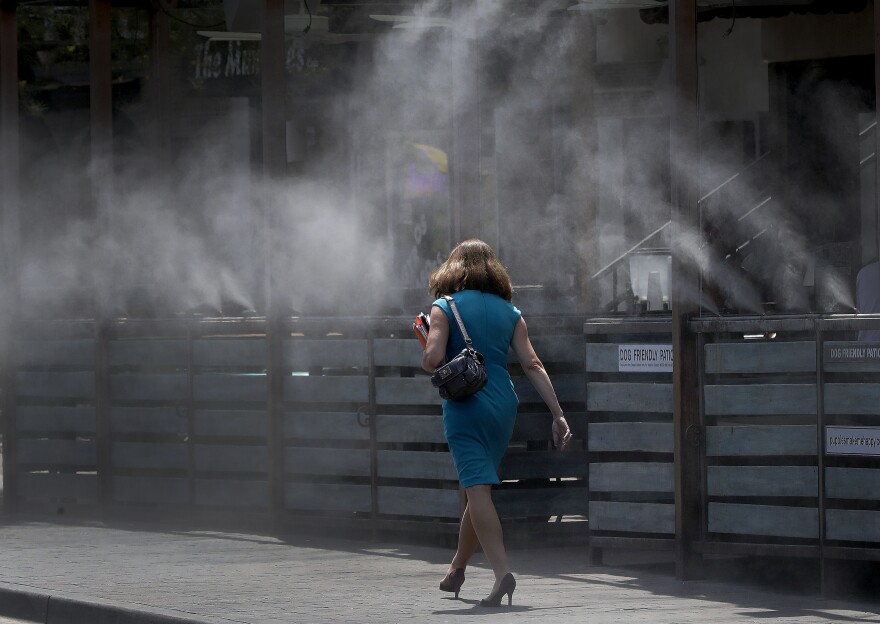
[
  {"left": 439, "top": 568, "right": 465, "bottom": 599},
  {"left": 479, "top": 572, "right": 516, "bottom": 607}
]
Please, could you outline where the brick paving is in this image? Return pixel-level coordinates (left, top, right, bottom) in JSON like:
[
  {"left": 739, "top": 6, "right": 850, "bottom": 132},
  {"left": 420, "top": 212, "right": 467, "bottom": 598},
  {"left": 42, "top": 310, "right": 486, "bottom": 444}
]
[{"left": 0, "top": 520, "right": 879, "bottom": 623}]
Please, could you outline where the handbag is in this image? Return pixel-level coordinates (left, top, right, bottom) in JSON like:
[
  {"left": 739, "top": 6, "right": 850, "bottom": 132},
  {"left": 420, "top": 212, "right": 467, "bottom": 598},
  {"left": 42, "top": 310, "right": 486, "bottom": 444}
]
[{"left": 430, "top": 295, "right": 488, "bottom": 401}]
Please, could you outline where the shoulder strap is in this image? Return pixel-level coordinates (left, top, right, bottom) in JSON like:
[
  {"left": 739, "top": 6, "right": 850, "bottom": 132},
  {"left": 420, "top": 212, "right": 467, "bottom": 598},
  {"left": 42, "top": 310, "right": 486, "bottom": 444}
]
[{"left": 443, "top": 295, "right": 474, "bottom": 349}]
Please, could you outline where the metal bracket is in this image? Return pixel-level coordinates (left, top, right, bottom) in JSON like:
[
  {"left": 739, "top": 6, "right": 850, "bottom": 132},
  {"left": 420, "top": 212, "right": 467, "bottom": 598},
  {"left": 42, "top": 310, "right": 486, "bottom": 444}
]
[
  {"left": 685, "top": 424, "right": 704, "bottom": 448},
  {"left": 357, "top": 406, "right": 372, "bottom": 428}
]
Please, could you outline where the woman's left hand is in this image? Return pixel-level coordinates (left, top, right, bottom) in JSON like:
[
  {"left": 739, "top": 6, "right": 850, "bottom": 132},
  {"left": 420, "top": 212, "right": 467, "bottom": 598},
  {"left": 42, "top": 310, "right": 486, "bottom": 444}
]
[{"left": 552, "top": 415, "right": 572, "bottom": 451}]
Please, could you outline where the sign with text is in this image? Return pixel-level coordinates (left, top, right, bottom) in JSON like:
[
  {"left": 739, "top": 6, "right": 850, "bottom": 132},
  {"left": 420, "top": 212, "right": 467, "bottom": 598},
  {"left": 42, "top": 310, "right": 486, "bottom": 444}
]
[
  {"left": 825, "top": 343, "right": 880, "bottom": 364},
  {"left": 826, "top": 426, "right": 880, "bottom": 456},
  {"left": 618, "top": 344, "right": 673, "bottom": 373}
]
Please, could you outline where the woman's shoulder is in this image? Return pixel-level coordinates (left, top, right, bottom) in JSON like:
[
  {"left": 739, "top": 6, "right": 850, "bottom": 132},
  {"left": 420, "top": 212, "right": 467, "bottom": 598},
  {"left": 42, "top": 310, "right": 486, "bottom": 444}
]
[
  {"left": 436, "top": 290, "right": 478, "bottom": 303},
  {"left": 431, "top": 296, "right": 450, "bottom": 312},
  {"left": 477, "top": 291, "right": 521, "bottom": 317},
  {"left": 438, "top": 290, "right": 520, "bottom": 313}
]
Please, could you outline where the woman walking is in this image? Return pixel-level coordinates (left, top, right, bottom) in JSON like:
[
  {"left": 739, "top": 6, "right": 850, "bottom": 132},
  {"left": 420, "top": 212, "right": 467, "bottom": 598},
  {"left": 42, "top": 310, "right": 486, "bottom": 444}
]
[{"left": 421, "top": 239, "right": 572, "bottom": 606}]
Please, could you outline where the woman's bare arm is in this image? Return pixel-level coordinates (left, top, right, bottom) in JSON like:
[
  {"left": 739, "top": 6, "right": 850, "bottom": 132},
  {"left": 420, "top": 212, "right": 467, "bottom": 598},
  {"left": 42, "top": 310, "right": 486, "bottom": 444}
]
[
  {"left": 422, "top": 305, "right": 450, "bottom": 372},
  {"left": 510, "top": 317, "right": 571, "bottom": 449}
]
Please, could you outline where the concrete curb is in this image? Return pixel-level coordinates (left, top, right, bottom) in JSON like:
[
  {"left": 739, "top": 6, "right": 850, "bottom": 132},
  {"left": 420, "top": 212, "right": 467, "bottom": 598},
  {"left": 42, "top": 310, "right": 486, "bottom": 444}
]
[
  {"left": 0, "top": 583, "right": 216, "bottom": 624},
  {"left": 0, "top": 584, "right": 46, "bottom": 622}
]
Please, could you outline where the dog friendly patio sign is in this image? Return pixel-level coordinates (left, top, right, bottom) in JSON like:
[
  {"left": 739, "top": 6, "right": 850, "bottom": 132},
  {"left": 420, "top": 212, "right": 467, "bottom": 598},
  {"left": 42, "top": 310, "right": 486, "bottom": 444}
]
[
  {"left": 618, "top": 344, "right": 673, "bottom": 373},
  {"left": 825, "top": 343, "right": 880, "bottom": 365}
]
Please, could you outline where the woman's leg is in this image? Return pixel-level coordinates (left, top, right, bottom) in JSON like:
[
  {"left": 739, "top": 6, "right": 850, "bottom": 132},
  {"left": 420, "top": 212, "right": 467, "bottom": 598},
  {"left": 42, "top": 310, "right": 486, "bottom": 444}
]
[
  {"left": 463, "top": 484, "right": 509, "bottom": 594},
  {"left": 449, "top": 503, "right": 480, "bottom": 570}
]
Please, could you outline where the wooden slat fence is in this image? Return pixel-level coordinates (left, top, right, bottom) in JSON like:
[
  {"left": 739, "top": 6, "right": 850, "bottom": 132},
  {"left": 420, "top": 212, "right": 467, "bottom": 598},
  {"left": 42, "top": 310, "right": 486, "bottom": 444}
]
[
  {"left": 702, "top": 336, "right": 820, "bottom": 547},
  {"left": 584, "top": 319, "right": 674, "bottom": 561},
  {"left": 500, "top": 325, "right": 589, "bottom": 540},
  {"left": 821, "top": 339, "right": 880, "bottom": 550},
  {"left": 6, "top": 316, "right": 588, "bottom": 542},
  {"left": 12, "top": 312, "right": 880, "bottom": 572},
  {"left": 13, "top": 321, "right": 99, "bottom": 514},
  {"left": 372, "top": 327, "right": 459, "bottom": 530},
  {"left": 108, "top": 320, "right": 271, "bottom": 516},
  {"left": 283, "top": 325, "right": 374, "bottom": 526},
  {"left": 691, "top": 315, "right": 880, "bottom": 572}
]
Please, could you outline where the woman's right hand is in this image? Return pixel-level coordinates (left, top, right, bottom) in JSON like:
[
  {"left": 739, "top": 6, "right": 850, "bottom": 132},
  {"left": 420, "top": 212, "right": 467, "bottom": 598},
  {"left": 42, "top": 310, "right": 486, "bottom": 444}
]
[{"left": 552, "top": 415, "right": 572, "bottom": 451}]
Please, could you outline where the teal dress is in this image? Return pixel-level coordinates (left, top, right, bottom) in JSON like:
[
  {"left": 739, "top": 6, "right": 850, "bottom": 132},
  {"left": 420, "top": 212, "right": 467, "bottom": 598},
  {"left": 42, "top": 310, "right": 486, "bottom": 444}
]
[{"left": 433, "top": 290, "right": 522, "bottom": 488}]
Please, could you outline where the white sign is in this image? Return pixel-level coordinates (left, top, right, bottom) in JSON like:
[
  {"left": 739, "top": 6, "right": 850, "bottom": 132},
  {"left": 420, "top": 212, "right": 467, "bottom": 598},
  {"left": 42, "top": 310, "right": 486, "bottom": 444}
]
[
  {"left": 825, "top": 343, "right": 880, "bottom": 364},
  {"left": 826, "top": 426, "right": 880, "bottom": 456},
  {"left": 618, "top": 344, "right": 673, "bottom": 373}
]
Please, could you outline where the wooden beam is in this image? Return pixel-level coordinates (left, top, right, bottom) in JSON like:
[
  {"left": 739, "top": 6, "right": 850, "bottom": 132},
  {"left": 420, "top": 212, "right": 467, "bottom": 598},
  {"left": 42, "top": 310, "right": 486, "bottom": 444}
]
[
  {"left": 874, "top": 0, "right": 880, "bottom": 260},
  {"left": 0, "top": 0, "right": 19, "bottom": 513},
  {"left": 89, "top": 0, "right": 113, "bottom": 189},
  {"left": 450, "top": 1, "right": 482, "bottom": 242},
  {"left": 89, "top": 0, "right": 113, "bottom": 510},
  {"left": 669, "top": 0, "right": 703, "bottom": 582},
  {"left": 149, "top": 6, "right": 171, "bottom": 158},
  {"left": 262, "top": 0, "right": 286, "bottom": 179},
  {"left": 0, "top": 0, "right": 19, "bottom": 301},
  {"left": 568, "top": 12, "right": 598, "bottom": 312},
  {"left": 261, "top": 0, "right": 286, "bottom": 527}
]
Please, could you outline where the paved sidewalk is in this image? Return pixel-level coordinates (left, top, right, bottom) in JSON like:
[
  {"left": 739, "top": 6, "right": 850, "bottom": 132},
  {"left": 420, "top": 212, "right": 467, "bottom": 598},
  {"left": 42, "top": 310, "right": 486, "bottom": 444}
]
[{"left": 0, "top": 520, "right": 879, "bottom": 624}]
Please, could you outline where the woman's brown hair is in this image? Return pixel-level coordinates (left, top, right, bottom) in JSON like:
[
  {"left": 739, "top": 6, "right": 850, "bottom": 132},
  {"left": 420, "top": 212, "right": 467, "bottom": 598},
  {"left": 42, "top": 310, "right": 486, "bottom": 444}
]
[{"left": 428, "top": 239, "right": 514, "bottom": 301}]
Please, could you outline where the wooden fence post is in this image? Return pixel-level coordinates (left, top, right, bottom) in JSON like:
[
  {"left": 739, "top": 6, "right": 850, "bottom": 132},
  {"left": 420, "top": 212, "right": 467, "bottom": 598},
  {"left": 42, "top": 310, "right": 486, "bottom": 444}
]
[
  {"left": 0, "top": 0, "right": 19, "bottom": 513},
  {"left": 262, "top": 0, "right": 287, "bottom": 529},
  {"left": 670, "top": 0, "right": 703, "bottom": 581},
  {"left": 450, "top": 1, "right": 483, "bottom": 242},
  {"left": 874, "top": 3, "right": 880, "bottom": 261},
  {"left": 89, "top": 0, "right": 113, "bottom": 511}
]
